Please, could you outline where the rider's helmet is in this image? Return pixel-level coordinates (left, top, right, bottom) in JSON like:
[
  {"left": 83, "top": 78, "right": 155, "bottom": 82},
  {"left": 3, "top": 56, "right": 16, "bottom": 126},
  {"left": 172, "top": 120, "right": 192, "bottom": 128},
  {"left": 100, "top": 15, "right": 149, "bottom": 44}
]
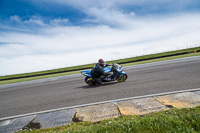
[{"left": 98, "top": 59, "right": 106, "bottom": 66}]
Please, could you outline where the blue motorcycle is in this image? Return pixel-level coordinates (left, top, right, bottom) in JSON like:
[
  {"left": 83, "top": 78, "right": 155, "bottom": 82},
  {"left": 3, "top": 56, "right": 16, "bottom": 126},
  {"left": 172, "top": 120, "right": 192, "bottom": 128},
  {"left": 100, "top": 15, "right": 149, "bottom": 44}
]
[{"left": 81, "top": 63, "right": 128, "bottom": 85}]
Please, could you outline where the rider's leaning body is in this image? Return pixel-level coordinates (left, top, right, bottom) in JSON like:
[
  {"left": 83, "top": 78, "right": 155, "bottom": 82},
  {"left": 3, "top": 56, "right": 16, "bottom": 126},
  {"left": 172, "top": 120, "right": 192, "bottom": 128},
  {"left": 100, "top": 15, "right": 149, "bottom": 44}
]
[{"left": 90, "top": 59, "right": 113, "bottom": 84}]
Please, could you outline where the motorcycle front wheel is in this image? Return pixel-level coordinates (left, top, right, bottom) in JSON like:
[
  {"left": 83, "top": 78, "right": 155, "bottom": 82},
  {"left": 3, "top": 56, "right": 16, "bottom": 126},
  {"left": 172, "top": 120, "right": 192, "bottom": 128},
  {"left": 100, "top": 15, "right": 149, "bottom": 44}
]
[
  {"left": 116, "top": 74, "right": 128, "bottom": 82},
  {"left": 85, "top": 76, "right": 96, "bottom": 85}
]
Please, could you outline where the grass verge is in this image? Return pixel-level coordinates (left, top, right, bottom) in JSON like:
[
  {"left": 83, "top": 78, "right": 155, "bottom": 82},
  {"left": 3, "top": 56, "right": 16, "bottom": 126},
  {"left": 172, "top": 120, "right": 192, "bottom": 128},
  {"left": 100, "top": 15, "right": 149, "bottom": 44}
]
[
  {"left": 0, "top": 47, "right": 200, "bottom": 85},
  {"left": 16, "top": 105, "right": 200, "bottom": 133},
  {"left": 0, "top": 70, "right": 81, "bottom": 85}
]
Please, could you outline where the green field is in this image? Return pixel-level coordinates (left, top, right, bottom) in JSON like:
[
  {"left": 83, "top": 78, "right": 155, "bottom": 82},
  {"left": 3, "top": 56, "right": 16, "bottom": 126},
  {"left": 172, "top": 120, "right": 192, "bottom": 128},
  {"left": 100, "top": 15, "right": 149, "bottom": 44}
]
[
  {"left": 0, "top": 47, "right": 199, "bottom": 85},
  {"left": 16, "top": 105, "right": 200, "bottom": 133}
]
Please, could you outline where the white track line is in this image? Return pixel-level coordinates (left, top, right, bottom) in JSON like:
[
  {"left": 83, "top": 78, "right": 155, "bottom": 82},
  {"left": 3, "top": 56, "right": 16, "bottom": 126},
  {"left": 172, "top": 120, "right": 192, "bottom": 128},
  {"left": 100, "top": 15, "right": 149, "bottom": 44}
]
[{"left": 0, "top": 88, "right": 200, "bottom": 121}]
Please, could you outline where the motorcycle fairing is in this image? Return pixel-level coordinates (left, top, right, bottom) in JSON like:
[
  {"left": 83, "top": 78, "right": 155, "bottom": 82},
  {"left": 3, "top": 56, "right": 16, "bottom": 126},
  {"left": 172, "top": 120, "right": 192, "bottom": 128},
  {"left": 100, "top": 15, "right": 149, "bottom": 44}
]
[
  {"left": 118, "top": 70, "right": 126, "bottom": 74},
  {"left": 115, "top": 66, "right": 125, "bottom": 74},
  {"left": 81, "top": 65, "right": 125, "bottom": 77},
  {"left": 104, "top": 66, "right": 111, "bottom": 72},
  {"left": 81, "top": 70, "right": 92, "bottom": 77}
]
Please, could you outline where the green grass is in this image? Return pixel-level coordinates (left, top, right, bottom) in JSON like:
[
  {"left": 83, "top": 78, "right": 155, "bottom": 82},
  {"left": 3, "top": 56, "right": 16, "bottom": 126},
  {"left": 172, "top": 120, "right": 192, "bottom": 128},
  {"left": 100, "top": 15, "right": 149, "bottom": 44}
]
[
  {"left": 122, "top": 52, "right": 199, "bottom": 67},
  {"left": 0, "top": 70, "right": 82, "bottom": 85},
  {"left": 1, "top": 47, "right": 200, "bottom": 85},
  {"left": 16, "top": 105, "right": 200, "bottom": 133},
  {"left": 107, "top": 47, "right": 200, "bottom": 64}
]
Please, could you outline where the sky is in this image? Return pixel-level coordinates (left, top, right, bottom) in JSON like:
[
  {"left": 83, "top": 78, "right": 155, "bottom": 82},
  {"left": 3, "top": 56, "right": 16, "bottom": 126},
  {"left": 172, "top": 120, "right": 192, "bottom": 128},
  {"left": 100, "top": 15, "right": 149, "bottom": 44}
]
[{"left": 0, "top": 0, "right": 200, "bottom": 75}]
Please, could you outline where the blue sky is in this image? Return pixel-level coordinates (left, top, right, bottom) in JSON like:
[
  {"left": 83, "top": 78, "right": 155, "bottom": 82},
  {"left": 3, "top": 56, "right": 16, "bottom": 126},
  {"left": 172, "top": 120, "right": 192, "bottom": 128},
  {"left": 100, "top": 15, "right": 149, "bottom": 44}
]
[
  {"left": 0, "top": 0, "right": 200, "bottom": 75},
  {"left": 1, "top": 0, "right": 199, "bottom": 28}
]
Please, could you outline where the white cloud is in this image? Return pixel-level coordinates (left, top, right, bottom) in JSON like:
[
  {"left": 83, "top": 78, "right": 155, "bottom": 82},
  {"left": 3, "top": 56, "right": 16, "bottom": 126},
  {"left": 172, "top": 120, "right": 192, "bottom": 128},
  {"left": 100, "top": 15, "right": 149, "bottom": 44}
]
[
  {"left": 8, "top": 15, "right": 70, "bottom": 27},
  {"left": 1, "top": 0, "right": 200, "bottom": 75},
  {"left": 50, "top": 18, "right": 69, "bottom": 26},
  {"left": 0, "top": 13, "right": 200, "bottom": 75},
  {"left": 8, "top": 15, "right": 46, "bottom": 26},
  {"left": 83, "top": 7, "right": 132, "bottom": 27},
  {"left": 129, "top": 12, "right": 135, "bottom": 16},
  {"left": 24, "top": 17, "right": 46, "bottom": 26},
  {"left": 9, "top": 15, "right": 22, "bottom": 23}
]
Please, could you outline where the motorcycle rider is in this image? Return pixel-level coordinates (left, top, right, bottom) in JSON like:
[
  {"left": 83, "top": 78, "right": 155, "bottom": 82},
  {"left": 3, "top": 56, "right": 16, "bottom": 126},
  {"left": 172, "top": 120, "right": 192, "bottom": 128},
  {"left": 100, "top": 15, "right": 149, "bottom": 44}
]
[{"left": 91, "top": 59, "right": 113, "bottom": 84}]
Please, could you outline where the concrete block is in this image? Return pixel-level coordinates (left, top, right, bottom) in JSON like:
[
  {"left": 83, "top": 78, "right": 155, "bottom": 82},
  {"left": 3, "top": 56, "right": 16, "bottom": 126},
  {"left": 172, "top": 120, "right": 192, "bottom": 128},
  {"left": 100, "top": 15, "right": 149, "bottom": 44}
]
[
  {"left": 194, "top": 91, "right": 200, "bottom": 95},
  {"left": 154, "top": 92, "right": 200, "bottom": 108},
  {"left": 0, "top": 115, "right": 36, "bottom": 133},
  {"left": 29, "top": 108, "right": 76, "bottom": 129},
  {"left": 75, "top": 103, "right": 120, "bottom": 122},
  {"left": 116, "top": 97, "right": 168, "bottom": 116}
]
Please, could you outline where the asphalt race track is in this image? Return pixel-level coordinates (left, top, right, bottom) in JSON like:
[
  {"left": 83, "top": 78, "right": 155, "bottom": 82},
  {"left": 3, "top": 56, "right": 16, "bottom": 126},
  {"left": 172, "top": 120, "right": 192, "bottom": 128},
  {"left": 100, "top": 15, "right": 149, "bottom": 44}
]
[{"left": 0, "top": 56, "right": 200, "bottom": 118}]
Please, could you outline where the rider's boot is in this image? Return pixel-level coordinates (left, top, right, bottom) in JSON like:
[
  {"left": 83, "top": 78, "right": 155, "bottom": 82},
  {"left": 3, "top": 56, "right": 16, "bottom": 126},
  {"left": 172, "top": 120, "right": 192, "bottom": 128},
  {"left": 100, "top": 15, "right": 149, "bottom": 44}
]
[{"left": 111, "top": 75, "right": 116, "bottom": 81}]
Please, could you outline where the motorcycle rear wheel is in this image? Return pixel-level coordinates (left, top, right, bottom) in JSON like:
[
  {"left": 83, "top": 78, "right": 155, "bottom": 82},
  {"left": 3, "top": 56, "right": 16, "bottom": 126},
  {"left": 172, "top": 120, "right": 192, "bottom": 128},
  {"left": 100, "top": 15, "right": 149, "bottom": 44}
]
[
  {"left": 116, "top": 74, "right": 128, "bottom": 82},
  {"left": 85, "top": 76, "right": 96, "bottom": 85}
]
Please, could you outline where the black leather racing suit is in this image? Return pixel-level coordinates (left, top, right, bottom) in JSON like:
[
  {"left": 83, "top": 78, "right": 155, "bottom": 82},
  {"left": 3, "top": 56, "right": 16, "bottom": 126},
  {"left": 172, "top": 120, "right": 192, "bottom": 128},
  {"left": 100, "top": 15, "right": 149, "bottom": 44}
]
[
  {"left": 91, "top": 63, "right": 114, "bottom": 84},
  {"left": 91, "top": 63, "right": 104, "bottom": 77},
  {"left": 90, "top": 63, "right": 104, "bottom": 84}
]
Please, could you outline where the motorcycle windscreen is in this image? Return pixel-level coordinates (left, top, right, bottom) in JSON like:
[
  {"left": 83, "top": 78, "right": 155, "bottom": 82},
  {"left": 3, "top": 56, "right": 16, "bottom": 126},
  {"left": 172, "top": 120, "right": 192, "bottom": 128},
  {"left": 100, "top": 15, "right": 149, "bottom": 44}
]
[{"left": 81, "top": 70, "right": 92, "bottom": 77}]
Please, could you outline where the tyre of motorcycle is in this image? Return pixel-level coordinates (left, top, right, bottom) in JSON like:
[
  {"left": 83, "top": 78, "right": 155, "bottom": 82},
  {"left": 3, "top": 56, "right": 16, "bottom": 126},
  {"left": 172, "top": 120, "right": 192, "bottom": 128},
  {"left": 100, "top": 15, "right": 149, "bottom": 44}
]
[
  {"left": 116, "top": 74, "right": 128, "bottom": 82},
  {"left": 85, "top": 76, "right": 96, "bottom": 85}
]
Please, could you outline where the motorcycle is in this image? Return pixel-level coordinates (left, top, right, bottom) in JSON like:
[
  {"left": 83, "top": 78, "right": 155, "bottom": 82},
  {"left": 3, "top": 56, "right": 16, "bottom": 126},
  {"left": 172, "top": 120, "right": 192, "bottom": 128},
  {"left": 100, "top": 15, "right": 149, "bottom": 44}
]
[{"left": 81, "top": 63, "right": 128, "bottom": 85}]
